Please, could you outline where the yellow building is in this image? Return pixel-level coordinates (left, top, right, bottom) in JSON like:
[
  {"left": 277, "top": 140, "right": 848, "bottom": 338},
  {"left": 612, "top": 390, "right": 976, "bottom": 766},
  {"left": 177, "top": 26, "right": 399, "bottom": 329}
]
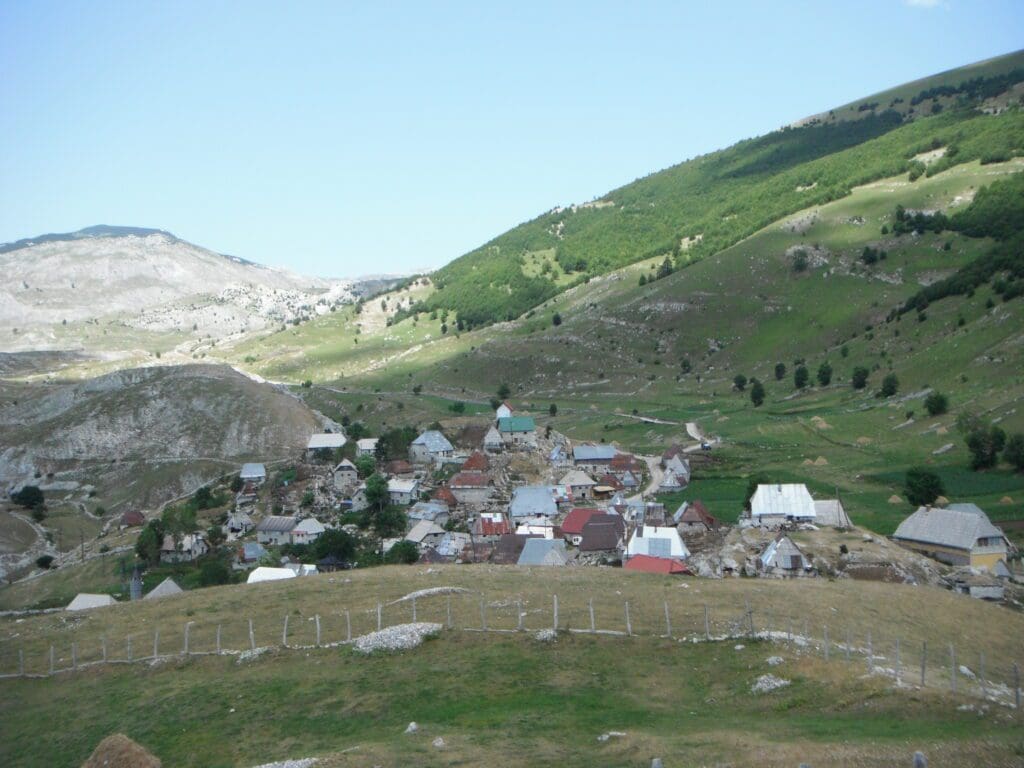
[{"left": 893, "top": 503, "right": 1009, "bottom": 571}]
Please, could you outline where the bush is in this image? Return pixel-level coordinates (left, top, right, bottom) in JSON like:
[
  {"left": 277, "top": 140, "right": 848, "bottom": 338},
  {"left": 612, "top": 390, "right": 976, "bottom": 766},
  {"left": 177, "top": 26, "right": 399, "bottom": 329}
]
[
  {"left": 817, "top": 361, "right": 832, "bottom": 387},
  {"left": 385, "top": 540, "right": 420, "bottom": 564},
  {"left": 750, "top": 380, "right": 765, "bottom": 407},
  {"left": 11, "top": 485, "right": 43, "bottom": 510},
  {"left": 851, "top": 367, "right": 870, "bottom": 390},
  {"left": 879, "top": 373, "right": 899, "bottom": 397},
  {"left": 774, "top": 362, "right": 786, "bottom": 381},
  {"left": 552, "top": 312, "right": 562, "bottom": 326},
  {"left": 1004, "top": 434, "right": 1024, "bottom": 472},
  {"left": 794, "top": 365, "right": 809, "bottom": 389},
  {"left": 924, "top": 391, "right": 948, "bottom": 416},
  {"left": 966, "top": 426, "right": 1006, "bottom": 470},
  {"left": 904, "top": 467, "right": 944, "bottom": 506},
  {"left": 549, "top": 403, "right": 557, "bottom": 417},
  {"left": 35, "top": 555, "right": 54, "bottom": 570},
  {"left": 733, "top": 374, "right": 747, "bottom": 392}
]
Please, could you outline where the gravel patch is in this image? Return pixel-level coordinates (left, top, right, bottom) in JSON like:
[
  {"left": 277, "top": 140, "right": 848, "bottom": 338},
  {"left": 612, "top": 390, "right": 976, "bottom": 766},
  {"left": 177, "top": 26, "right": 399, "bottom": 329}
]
[
  {"left": 751, "top": 674, "right": 791, "bottom": 694},
  {"left": 249, "top": 759, "right": 317, "bottom": 768},
  {"left": 352, "top": 623, "right": 442, "bottom": 654},
  {"left": 390, "top": 587, "right": 470, "bottom": 604}
]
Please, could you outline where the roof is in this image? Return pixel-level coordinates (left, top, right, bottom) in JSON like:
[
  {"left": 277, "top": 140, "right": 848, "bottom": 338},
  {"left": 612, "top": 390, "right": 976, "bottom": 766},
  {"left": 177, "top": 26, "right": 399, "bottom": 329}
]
[
  {"left": 120, "top": 510, "right": 145, "bottom": 526},
  {"left": 578, "top": 517, "right": 625, "bottom": 552},
  {"left": 509, "top": 485, "right": 559, "bottom": 519},
  {"left": 610, "top": 453, "right": 641, "bottom": 470},
  {"left": 498, "top": 416, "right": 536, "bottom": 433},
  {"left": 161, "top": 533, "right": 204, "bottom": 552},
  {"left": 436, "top": 531, "right": 471, "bottom": 557},
  {"left": 67, "top": 593, "right": 116, "bottom": 611},
  {"left": 388, "top": 477, "right": 420, "bottom": 493},
  {"left": 626, "top": 526, "right": 690, "bottom": 559},
  {"left": 409, "top": 500, "right": 449, "bottom": 521},
  {"left": 406, "top": 519, "right": 445, "bottom": 544},
  {"left": 624, "top": 554, "right": 688, "bottom": 574},
  {"left": 473, "top": 512, "right": 511, "bottom": 537},
  {"left": 255, "top": 515, "right": 297, "bottom": 533},
  {"left": 497, "top": 400, "right": 514, "bottom": 412},
  {"left": 674, "top": 500, "right": 718, "bottom": 528},
  {"left": 385, "top": 459, "right": 415, "bottom": 475},
  {"left": 145, "top": 577, "right": 183, "bottom": 600},
  {"left": 517, "top": 538, "right": 569, "bottom": 566},
  {"left": 307, "top": 433, "right": 347, "bottom": 450},
  {"left": 573, "top": 444, "right": 617, "bottom": 462},
  {"left": 662, "top": 444, "right": 685, "bottom": 460},
  {"left": 431, "top": 487, "right": 458, "bottom": 507},
  {"left": 893, "top": 504, "right": 1005, "bottom": 552},
  {"left": 450, "top": 471, "right": 490, "bottom": 488},
  {"left": 483, "top": 426, "right": 504, "bottom": 445},
  {"left": 561, "top": 508, "right": 604, "bottom": 535},
  {"left": 462, "top": 451, "right": 490, "bottom": 471},
  {"left": 240, "top": 542, "right": 266, "bottom": 561},
  {"left": 761, "top": 534, "right": 807, "bottom": 569},
  {"left": 356, "top": 438, "right": 379, "bottom": 450},
  {"left": 750, "top": 484, "right": 816, "bottom": 519},
  {"left": 412, "top": 430, "right": 454, "bottom": 453},
  {"left": 560, "top": 470, "right": 597, "bottom": 488},
  {"left": 659, "top": 470, "right": 684, "bottom": 489},
  {"left": 620, "top": 471, "right": 639, "bottom": 487},
  {"left": 240, "top": 462, "right": 267, "bottom": 478},
  {"left": 813, "top": 499, "right": 852, "bottom": 528},
  {"left": 491, "top": 534, "right": 539, "bottom": 564},
  {"left": 665, "top": 455, "right": 691, "bottom": 479},
  {"left": 292, "top": 518, "right": 325, "bottom": 534},
  {"left": 334, "top": 459, "right": 358, "bottom": 472},
  {"left": 246, "top": 567, "right": 297, "bottom": 584}
]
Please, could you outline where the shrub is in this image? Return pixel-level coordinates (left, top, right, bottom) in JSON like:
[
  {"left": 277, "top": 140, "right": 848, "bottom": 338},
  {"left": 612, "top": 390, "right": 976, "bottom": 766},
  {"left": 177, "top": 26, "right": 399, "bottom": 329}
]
[
  {"left": 966, "top": 426, "right": 1006, "bottom": 470},
  {"left": 750, "top": 379, "right": 765, "bottom": 407},
  {"left": 552, "top": 313, "right": 562, "bottom": 326},
  {"left": 851, "top": 367, "right": 870, "bottom": 390},
  {"left": 1004, "top": 434, "right": 1024, "bottom": 472},
  {"left": 549, "top": 403, "right": 557, "bottom": 417},
  {"left": 879, "top": 373, "right": 899, "bottom": 397},
  {"left": 924, "top": 391, "right": 948, "bottom": 416},
  {"left": 794, "top": 366, "right": 809, "bottom": 389},
  {"left": 774, "top": 362, "right": 786, "bottom": 381},
  {"left": 817, "top": 361, "right": 832, "bottom": 387},
  {"left": 905, "top": 467, "right": 944, "bottom": 506},
  {"left": 11, "top": 485, "right": 43, "bottom": 510},
  {"left": 35, "top": 555, "right": 54, "bottom": 570},
  {"left": 733, "top": 374, "right": 747, "bottom": 392}
]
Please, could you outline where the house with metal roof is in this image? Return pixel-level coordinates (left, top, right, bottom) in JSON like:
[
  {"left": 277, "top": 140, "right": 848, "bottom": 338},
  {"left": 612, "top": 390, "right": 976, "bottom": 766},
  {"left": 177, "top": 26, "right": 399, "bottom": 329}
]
[
  {"left": 255, "top": 515, "right": 298, "bottom": 546},
  {"left": 893, "top": 503, "right": 1009, "bottom": 571},
  {"left": 290, "top": 517, "right": 325, "bottom": 545},
  {"left": 664, "top": 455, "right": 691, "bottom": 484},
  {"left": 145, "top": 577, "right": 183, "bottom": 600},
  {"left": 472, "top": 511, "right": 511, "bottom": 539},
  {"left": 449, "top": 471, "right": 493, "bottom": 504},
  {"left": 408, "top": 500, "right": 450, "bottom": 525},
  {"left": 409, "top": 430, "right": 454, "bottom": 464},
  {"left": 240, "top": 462, "right": 267, "bottom": 484},
  {"left": 356, "top": 438, "right": 379, "bottom": 457},
  {"left": 483, "top": 426, "right": 504, "bottom": 452},
  {"left": 333, "top": 459, "right": 359, "bottom": 491},
  {"left": 624, "top": 554, "right": 688, "bottom": 574},
  {"left": 674, "top": 500, "right": 719, "bottom": 534},
  {"left": 306, "top": 433, "right": 347, "bottom": 457},
  {"left": 235, "top": 541, "right": 267, "bottom": 569},
  {"left": 496, "top": 401, "right": 514, "bottom": 420},
  {"left": 560, "top": 469, "right": 598, "bottom": 501},
  {"left": 560, "top": 507, "right": 605, "bottom": 544},
  {"left": 759, "top": 534, "right": 811, "bottom": 576},
  {"left": 578, "top": 516, "right": 626, "bottom": 555},
  {"left": 517, "top": 538, "right": 569, "bottom": 566},
  {"left": 405, "top": 519, "right": 446, "bottom": 548},
  {"left": 509, "top": 485, "right": 559, "bottom": 519},
  {"left": 388, "top": 477, "right": 421, "bottom": 505},
  {"left": 813, "top": 498, "right": 852, "bottom": 528},
  {"left": 659, "top": 469, "right": 685, "bottom": 492},
  {"left": 160, "top": 533, "right": 208, "bottom": 564},
  {"left": 497, "top": 416, "right": 537, "bottom": 448},
  {"left": 246, "top": 566, "right": 297, "bottom": 584},
  {"left": 66, "top": 593, "right": 116, "bottom": 611},
  {"left": 572, "top": 444, "right": 618, "bottom": 472},
  {"left": 625, "top": 525, "right": 689, "bottom": 561},
  {"left": 749, "top": 484, "right": 817, "bottom": 526}
]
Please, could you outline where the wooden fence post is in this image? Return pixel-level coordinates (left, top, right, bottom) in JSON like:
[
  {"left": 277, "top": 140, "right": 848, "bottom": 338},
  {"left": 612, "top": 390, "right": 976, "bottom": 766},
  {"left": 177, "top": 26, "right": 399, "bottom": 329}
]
[
  {"left": 248, "top": 619, "right": 255, "bottom": 652},
  {"left": 624, "top": 602, "right": 632, "bottom": 637},
  {"left": 102, "top": 636, "right": 108, "bottom": 663},
  {"left": 184, "top": 622, "right": 192, "bottom": 655},
  {"left": 949, "top": 643, "right": 957, "bottom": 694},
  {"left": 411, "top": 596, "right": 417, "bottom": 622},
  {"left": 845, "top": 628, "right": 851, "bottom": 662},
  {"left": 517, "top": 600, "right": 523, "bottom": 631},
  {"left": 315, "top": 615, "right": 321, "bottom": 647},
  {"left": 282, "top": 615, "right": 289, "bottom": 647},
  {"left": 1013, "top": 662, "right": 1020, "bottom": 710},
  {"left": 553, "top": 595, "right": 559, "bottom": 631},
  {"left": 895, "top": 638, "right": 901, "bottom": 686},
  {"left": 704, "top": 605, "right": 710, "bottom": 640},
  {"left": 920, "top": 641, "right": 927, "bottom": 688},
  {"left": 480, "top": 599, "right": 487, "bottom": 631},
  {"left": 664, "top": 601, "right": 672, "bottom": 639},
  {"left": 153, "top": 629, "right": 159, "bottom": 660},
  {"left": 49, "top": 645, "right": 54, "bottom": 674},
  {"left": 979, "top": 652, "right": 986, "bottom": 700},
  {"left": 823, "top": 626, "right": 829, "bottom": 661},
  {"left": 788, "top": 618, "right": 793, "bottom": 644},
  {"left": 127, "top": 636, "right": 133, "bottom": 662},
  {"left": 867, "top": 631, "right": 873, "bottom": 673},
  {"left": 346, "top": 610, "right": 352, "bottom": 641},
  {"left": 18, "top": 649, "right": 24, "bottom": 677},
  {"left": 589, "top": 599, "right": 596, "bottom": 633},
  {"left": 377, "top": 603, "right": 382, "bottom": 632},
  {"left": 72, "top": 642, "right": 78, "bottom": 670},
  {"left": 446, "top": 596, "right": 452, "bottom": 629},
  {"left": 216, "top": 625, "right": 222, "bottom": 654}
]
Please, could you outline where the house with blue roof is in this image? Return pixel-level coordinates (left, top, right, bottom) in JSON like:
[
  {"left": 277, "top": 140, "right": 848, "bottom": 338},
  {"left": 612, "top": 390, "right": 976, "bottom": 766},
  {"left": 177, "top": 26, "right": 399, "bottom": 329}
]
[{"left": 409, "top": 430, "right": 454, "bottom": 464}]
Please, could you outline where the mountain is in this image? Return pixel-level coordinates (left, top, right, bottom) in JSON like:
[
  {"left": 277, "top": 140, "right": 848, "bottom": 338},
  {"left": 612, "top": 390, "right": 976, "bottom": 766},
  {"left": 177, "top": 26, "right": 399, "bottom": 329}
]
[
  {"left": 0, "top": 225, "right": 400, "bottom": 355},
  {"left": 411, "top": 49, "right": 1024, "bottom": 328}
]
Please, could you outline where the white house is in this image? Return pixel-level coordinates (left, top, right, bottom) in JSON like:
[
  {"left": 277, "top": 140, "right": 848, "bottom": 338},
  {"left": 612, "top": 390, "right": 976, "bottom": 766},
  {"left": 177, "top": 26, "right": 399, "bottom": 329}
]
[
  {"left": 496, "top": 401, "right": 514, "bottom": 420},
  {"left": 509, "top": 485, "right": 559, "bottom": 520},
  {"left": 497, "top": 416, "right": 537, "bottom": 448},
  {"left": 664, "top": 455, "right": 691, "bottom": 485},
  {"left": 560, "top": 469, "right": 597, "bottom": 501},
  {"left": 306, "top": 432, "right": 347, "bottom": 458},
  {"left": 759, "top": 534, "right": 811, "bottom": 576},
  {"left": 356, "top": 438, "right": 379, "bottom": 457},
  {"left": 255, "top": 516, "right": 298, "bottom": 546},
  {"left": 225, "top": 510, "right": 254, "bottom": 539},
  {"left": 333, "top": 459, "right": 359, "bottom": 491},
  {"left": 240, "top": 462, "right": 267, "bottom": 485},
  {"left": 750, "top": 484, "right": 817, "bottom": 526},
  {"left": 160, "top": 533, "right": 209, "bottom": 564},
  {"left": 625, "top": 525, "right": 690, "bottom": 560},
  {"left": 405, "top": 519, "right": 446, "bottom": 548},
  {"left": 290, "top": 517, "right": 326, "bottom": 545},
  {"left": 388, "top": 477, "right": 421, "bottom": 505},
  {"left": 483, "top": 426, "right": 504, "bottom": 453},
  {"left": 409, "top": 430, "right": 454, "bottom": 465}
]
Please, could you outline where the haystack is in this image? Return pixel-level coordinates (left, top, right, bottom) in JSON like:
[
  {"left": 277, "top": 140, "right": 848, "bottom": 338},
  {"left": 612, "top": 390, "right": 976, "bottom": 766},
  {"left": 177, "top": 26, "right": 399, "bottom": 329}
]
[
  {"left": 888, "top": 495, "right": 902, "bottom": 504},
  {"left": 934, "top": 495, "right": 950, "bottom": 506},
  {"left": 1001, "top": 495, "right": 1014, "bottom": 505},
  {"left": 81, "top": 734, "right": 161, "bottom": 768},
  {"left": 813, "top": 456, "right": 829, "bottom": 466}
]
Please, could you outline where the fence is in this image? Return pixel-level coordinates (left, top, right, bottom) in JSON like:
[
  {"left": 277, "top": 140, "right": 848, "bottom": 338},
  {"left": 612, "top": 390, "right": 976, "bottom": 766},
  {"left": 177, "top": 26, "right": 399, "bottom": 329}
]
[{"left": 1, "top": 591, "right": 1020, "bottom": 710}]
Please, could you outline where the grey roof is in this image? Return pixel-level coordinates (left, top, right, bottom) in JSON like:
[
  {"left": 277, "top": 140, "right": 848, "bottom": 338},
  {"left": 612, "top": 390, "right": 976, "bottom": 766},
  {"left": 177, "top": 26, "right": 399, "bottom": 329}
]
[
  {"left": 893, "top": 504, "right": 1005, "bottom": 551},
  {"left": 573, "top": 445, "right": 617, "bottom": 462},
  {"left": 751, "top": 484, "right": 816, "bottom": 519},
  {"left": 66, "top": 593, "right": 116, "bottom": 611},
  {"left": 761, "top": 535, "right": 807, "bottom": 570},
  {"left": 241, "top": 542, "right": 267, "bottom": 561},
  {"left": 307, "top": 433, "right": 347, "bottom": 450},
  {"left": 517, "top": 538, "right": 569, "bottom": 566},
  {"left": 408, "top": 500, "right": 449, "bottom": 522},
  {"left": 145, "top": 577, "right": 183, "bottom": 600},
  {"left": 255, "top": 515, "right": 297, "bottom": 533},
  {"left": 509, "top": 485, "right": 558, "bottom": 519},
  {"left": 813, "top": 499, "right": 852, "bottom": 528},
  {"left": 412, "top": 430, "right": 454, "bottom": 453},
  {"left": 240, "top": 462, "right": 267, "bottom": 479}
]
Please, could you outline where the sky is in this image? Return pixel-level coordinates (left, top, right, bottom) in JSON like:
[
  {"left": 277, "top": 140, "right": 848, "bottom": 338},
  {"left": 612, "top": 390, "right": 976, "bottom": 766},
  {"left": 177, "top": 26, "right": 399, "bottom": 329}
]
[{"left": 1, "top": 1, "right": 1021, "bottom": 278}]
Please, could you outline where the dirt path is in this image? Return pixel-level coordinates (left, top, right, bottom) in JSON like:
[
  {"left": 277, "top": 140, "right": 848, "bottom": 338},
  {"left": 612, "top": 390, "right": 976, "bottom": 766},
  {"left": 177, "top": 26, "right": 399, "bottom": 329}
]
[{"left": 629, "top": 455, "right": 663, "bottom": 502}]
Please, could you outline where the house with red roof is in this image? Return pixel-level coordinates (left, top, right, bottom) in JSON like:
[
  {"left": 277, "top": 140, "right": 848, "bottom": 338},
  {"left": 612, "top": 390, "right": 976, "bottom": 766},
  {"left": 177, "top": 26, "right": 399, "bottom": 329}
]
[
  {"left": 431, "top": 486, "right": 458, "bottom": 509},
  {"left": 561, "top": 507, "right": 608, "bottom": 546},
  {"left": 623, "top": 554, "right": 689, "bottom": 574},
  {"left": 472, "top": 511, "right": 512, "bottom": 539},
  {"left": 462, "top": 451, "right": 490, "bottom": 472},
  {"left": 449, "top": 471, "right": 493, "bottom": 505}
]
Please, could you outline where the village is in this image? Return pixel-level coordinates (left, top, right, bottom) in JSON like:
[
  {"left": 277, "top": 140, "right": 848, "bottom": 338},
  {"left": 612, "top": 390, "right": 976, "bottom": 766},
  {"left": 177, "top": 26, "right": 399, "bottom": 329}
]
[{"left": 70, "top": 400, "right": 1020, "bottom": 611}]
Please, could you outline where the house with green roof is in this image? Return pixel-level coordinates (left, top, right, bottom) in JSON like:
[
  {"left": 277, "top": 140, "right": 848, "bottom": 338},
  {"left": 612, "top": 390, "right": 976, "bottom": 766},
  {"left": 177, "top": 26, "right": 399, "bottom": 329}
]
[{"left": 497, "top": 415, "right": 537, "bottom": 448}]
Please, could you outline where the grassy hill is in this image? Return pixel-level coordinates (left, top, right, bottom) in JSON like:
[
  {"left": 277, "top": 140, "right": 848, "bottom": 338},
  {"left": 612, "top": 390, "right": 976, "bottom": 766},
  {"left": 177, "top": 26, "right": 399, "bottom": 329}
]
[{"left": 2, "top": 566, "right": 1023, "bottom": 767}]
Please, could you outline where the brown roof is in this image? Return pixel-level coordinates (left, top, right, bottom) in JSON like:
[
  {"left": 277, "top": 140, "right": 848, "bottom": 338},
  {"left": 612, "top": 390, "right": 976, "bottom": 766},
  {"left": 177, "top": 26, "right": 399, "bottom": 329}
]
[
  {"left": 579, "top": 516, "right": 625, "bottom": 552},
  {"left": 462, "top": 451, "right": 490, "bottom": 471},
  {"left": 561, "top": 508, "right": 604, "bottom": 536},
  {"left": 597, "top": 474, "right": 624, "bottom": 491},
  {"left": 473, "top": 513, "right": 511, "bottom": 537},
  {"left": 386, "top": 459, "right": 415, "bottom": 475},
  {"left": 418, "top": 547, "right": 447, "bottom": 564},
  {"left": 432, "top": 487, "right": 458, "bottom": 508},
  {"left": 491, "top": 534, "right": 540, "bottom": 565},
  {"left": 610, "top": 453, "right": 641, "bottom": 471},
  {"left": 120, "top": 510, "right": 145, "bottom": 526},
  {"left": 679, "top": 500, "right": 719, "bottom": 528},
  {"left": 450, "top": 471, "right": 490, "bottom": 488},
  {"left": 662, "top": 444, "right": 685, "bottom": 461}
]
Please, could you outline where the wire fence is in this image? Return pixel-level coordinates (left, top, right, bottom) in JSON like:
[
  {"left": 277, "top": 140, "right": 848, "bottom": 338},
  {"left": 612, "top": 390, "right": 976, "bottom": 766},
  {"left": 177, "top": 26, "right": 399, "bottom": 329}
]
[{"left": 1, "top": 591, "right": 1020, "bottom": 710}]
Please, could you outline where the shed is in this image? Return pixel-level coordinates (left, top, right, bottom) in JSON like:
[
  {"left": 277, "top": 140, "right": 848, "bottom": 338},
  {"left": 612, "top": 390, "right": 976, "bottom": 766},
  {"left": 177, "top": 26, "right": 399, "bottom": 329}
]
[
  {"left": 246, "top": 567, "right": 297, "bottom": 584},
  {"left": 813, "top": 498, "right": 852, "bottom": 528},
  {"left": 67, "top": 593, "right": 116, "bottom": 611},
  {"left": 144, "top": 577, "right": 183, "bottom": 600},
  {"left": 517, "top": 538, "right": 569, "bottom": 566},
  {"left": 759, "top": 534, "right": 810, "bottom": 575}
]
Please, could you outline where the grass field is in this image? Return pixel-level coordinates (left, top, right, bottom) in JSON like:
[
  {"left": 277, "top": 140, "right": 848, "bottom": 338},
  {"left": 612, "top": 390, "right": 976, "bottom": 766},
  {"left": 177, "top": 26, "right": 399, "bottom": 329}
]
[{"left": 2, "top": 566, "right": 1023, "bottom": 767}]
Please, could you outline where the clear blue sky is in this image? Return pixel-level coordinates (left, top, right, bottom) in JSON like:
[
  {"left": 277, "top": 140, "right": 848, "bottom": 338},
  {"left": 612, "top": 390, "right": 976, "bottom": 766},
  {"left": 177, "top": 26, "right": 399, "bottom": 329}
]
[{"left": 1, "top": 1, "right": 1021, "bottom": 278}]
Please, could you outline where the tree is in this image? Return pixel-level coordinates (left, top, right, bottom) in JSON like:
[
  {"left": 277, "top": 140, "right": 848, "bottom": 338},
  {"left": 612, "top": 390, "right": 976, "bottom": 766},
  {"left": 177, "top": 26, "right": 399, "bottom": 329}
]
[
  {"left": 817, "top": 361, "right": 832, "bottom": 387},
  {"left": 230, "top": 474, "right": 244, "bottom": 493},
  {"left": 904, "top": 467, "right": 944, "bottom": 506},
  {"left": 135, "top": 520, "right": 165, "bottom": 566},
  {"left": 449, "top": 401, "right": 466, "bottom": 414},
  {"left": 1004, "top": 433, "right": 1024, "bottom": 472},
  {"left": 373, "top": 506, "right": 408, "bottom": 539},
  {"left": 733, "top": 374, "right": 747, "bottom": 392},
  {"left": 35, "top": 554, "right": 54, "bottom": 570},
  {"left": 206, "top": 524, "right": 225, "bottom": 548},
  {"left": 794, "top": 365, "right": 809, "bottom": 389},
  {"left": 880, "top": 373, "right": 899, "bottom": 397},
  {"left": 199, "top": 558, "right": 232, "bottom": 586},
  {"left": 385, "top": 540, "right": 420, "bottom": 564},
  {"left": 966, "top": 426, "right": 1006, "bottom": 470},
  {"left": 314, "top": 529, "right": 357, "bottom": 561},
  {"left": 11, "top": 485, "right": 43, "bottom": 510},
  {"left": 497, "top": 383, "right": 511, "bottom": 400},
  {"left": 355, "top": 454, "right": 376, "bottom": 478},
  {"left": 192, "top": 486, "right": 215, "bottom": 510},
  {"left": 750, "top": 379, "right": 765, "bottom": 407},
  {"left": 552, "top": 312, "right": 562, "bottom": 326},
  {"left": 924, "top": 391, "right": 948, "bottom": 416},
  {"left": 364, "top": 473, "right": 389, "bottom": 512},
  {"left": 549, "top": 403, "right": 558, "bottom": 417},
  {"left": 851, "top": 367, "right": 870, "bottom": 390},
  {"left": 774, "top": 362, "right": 786, "bottom": 381}
]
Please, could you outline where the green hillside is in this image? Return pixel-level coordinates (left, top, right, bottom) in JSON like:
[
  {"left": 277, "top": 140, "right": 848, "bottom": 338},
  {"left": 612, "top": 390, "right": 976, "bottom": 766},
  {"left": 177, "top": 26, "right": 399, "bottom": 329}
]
[{"left": 416, "top": 49, "right": 1024, "bottom": 327}]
